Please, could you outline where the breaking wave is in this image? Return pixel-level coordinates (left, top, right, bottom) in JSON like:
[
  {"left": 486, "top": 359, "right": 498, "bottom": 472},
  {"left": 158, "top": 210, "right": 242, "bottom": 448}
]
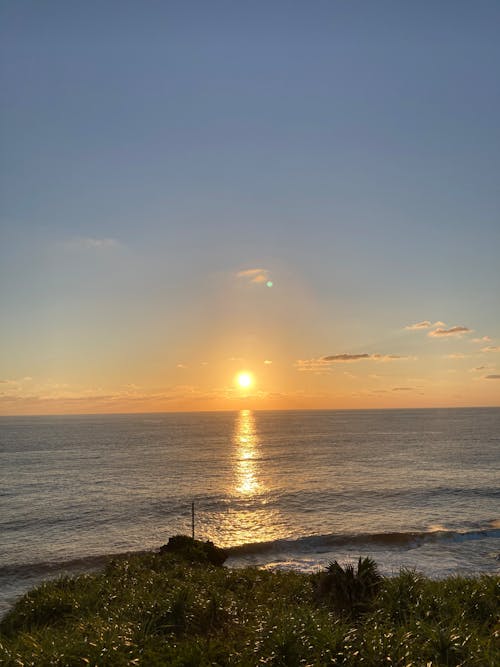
[
  {"left": 228, "top": 527, "right": 500, "bottom": 557},
  {"left": 1, "top": 527, "right": 498, "bottom": 581}
]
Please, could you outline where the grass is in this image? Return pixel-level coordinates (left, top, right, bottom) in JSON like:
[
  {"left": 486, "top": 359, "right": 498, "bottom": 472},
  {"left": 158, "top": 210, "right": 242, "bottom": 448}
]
[{"left": 0, "top": 549, "right": 498, "bottom": 666}]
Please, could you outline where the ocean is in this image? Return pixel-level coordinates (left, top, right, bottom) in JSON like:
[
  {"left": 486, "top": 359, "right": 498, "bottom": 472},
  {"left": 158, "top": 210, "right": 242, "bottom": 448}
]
[{"left": 1, "top": 408, "right": 499, "bottom": 617}]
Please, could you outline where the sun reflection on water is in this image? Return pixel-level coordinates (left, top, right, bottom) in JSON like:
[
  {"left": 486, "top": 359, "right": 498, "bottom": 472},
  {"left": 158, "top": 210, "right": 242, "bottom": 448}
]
[
  {"left": 214, "top": 409, "right": 284, "bottom": 548},
  {"left": 234, "top": 409, "right": 261, "bottom": 496}
]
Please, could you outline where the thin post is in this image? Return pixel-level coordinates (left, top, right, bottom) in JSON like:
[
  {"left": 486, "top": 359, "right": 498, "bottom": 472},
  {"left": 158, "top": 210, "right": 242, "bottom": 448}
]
[{"left": 191, "top": 502, "right": 195, "bottom": 541}]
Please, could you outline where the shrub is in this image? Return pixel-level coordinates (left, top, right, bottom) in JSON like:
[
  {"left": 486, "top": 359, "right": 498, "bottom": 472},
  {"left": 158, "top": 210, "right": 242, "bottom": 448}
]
[
  {"left": 159, "top": 534, "right": 228, "bottom": 566},
  {"left": 314, "top": 556, "right": 382, "bottom": 618}
]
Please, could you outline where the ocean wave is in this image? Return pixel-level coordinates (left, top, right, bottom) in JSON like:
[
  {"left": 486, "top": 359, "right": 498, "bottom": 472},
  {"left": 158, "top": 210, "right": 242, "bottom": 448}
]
[
  {"left": 1, "top": 527, "right": 498, "bottom": 582},
  {"left": 227, "top": 527, "right": 500, "bottom": 557},
  {"left": 0, "top": 551, "right": 147, "bottom": 581}
]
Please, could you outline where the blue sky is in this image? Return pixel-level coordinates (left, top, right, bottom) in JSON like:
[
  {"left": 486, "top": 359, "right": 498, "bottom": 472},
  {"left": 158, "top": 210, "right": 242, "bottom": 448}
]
[{"left": 1, "top": 1, "right": 499, "bottom": 413}]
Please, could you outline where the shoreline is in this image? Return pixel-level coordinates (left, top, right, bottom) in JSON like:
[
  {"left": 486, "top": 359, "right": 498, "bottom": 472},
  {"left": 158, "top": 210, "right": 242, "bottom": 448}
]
[{"left": 2, "top": 525, "right": 499, "bottom": 621}]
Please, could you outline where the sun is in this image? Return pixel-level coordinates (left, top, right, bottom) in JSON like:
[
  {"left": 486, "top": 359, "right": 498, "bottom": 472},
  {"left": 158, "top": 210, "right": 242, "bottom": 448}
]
[{"left": 236, "top": 372, "right": 253, "bottom": 389}]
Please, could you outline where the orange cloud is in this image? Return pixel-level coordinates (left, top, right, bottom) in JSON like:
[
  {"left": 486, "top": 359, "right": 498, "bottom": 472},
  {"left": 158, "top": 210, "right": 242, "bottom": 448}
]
[
  {"left": 236, "top": 268, "right": 269, "bottom": 284},
  {"left": 323, "top": 353, "right": 370, "bottom": 362},
  {"left": 296, "top": 353, "right": 408, "bottom": 371},
  {"left": 404, "top": 320, "right": 446, "bottom": 331},
  {"left": 405, "top": 320, "right": 432, "bottom": 330},
  {"left": 428, "top": 325, "right": 471, "bottom": 338}
]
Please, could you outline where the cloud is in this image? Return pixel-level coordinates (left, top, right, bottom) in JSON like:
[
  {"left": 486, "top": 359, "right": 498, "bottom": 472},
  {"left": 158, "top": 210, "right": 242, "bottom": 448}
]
[
  {"left": 472, "top": 336, "right": 491, "bottom": 343},
  {"left": 405, "top": 320, "right": 432, "bottom": 330},
  {"left": 176, "top": 363, "right": 187, "bottom": 369},
  {"left": 323, "top": 353, "right": 406, "bottom": 362},
  {"left": 237, "top": 268, "right": 270, "bottom": 284},
  {"left": 404, "top": 320, "right": 446, "bottom": 331},
  {"left": 295, "top": 353, "right": 408, "bottom": 372},
  {"left": 295, "top": 358, "right": 332, "bottom": 373},
  {"left": 428, "top": 326, "right": 471, "bottom": 338},
  {"left": 65, "top": 237, "right": 121, "bottom": 250},
  {"left": 263, "top": 360, "right": 273, "bottom": 365},
  {"left": 446, "top": 353, "right": 467, "bottom": 359},
  {"left": 392, "top": 387, "right": 414, "bottom": 391},
  {"left": 371, "top": 354, "right": 408, "bottom": 361},
  {"left": 323, "top": 353, "right": 371, "bottom": 362},
  {"left": 0, "top": 377, "right": 33, "bottom": 388},
  {"left": 484, "top": 374, "right": 500, "bottom": 380},
  {"left": 0, "top": 383, "right": 236, "bottom": 414},
  {"left": 481, "top": 345, "right": 500, "bottom": 353}
]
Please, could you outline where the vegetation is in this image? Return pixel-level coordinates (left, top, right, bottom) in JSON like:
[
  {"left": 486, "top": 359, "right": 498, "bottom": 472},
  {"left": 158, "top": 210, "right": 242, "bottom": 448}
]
[
  {"left": 313, "top": 557, "right": 382, "bottom": 618},
  {"left": 1, "top": 544, "right": 498, "bottom": 666},
  {"left": 159, "top": 535, "right": 228, "bottom": 567}
]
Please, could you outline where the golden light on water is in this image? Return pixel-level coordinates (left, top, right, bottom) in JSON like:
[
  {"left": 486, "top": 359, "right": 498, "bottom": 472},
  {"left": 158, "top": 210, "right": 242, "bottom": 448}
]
[
  {"left": 234, "top": 409, "right": 260, "bottom": 496},
  {"left": 218, "top": 409, "right": 282, "bottom": 547}
]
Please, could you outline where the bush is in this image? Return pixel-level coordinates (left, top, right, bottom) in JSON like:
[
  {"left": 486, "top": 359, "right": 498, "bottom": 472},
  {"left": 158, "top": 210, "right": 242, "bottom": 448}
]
[
  {"left": 314, "top": 556, "right": 382, "bottom": 617},
  {"left": 159, "top": 534, "right": 228, "bottom": 566}
]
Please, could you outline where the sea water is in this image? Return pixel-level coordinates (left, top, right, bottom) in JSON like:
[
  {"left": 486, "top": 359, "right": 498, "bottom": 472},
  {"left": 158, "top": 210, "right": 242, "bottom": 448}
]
[{"left": 1, "top": 408, "right": 499, "bottom": 616}]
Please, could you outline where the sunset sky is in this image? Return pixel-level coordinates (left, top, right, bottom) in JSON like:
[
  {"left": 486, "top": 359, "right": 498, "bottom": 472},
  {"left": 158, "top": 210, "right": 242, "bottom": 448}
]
[{"left": 1, "top": 1, "right": 499, "bottom": 414}]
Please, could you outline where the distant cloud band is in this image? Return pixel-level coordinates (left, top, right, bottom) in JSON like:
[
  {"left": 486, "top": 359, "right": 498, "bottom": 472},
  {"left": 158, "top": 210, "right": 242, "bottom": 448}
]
[
  {"left": 296, "top": 352, "right": 408, "bottom": 372},
  {"left": 323, "top": 353, "right": 370, "bottom": 362},
  {"left": 323, "top": 353, "right": 405, "bottom": 362}
]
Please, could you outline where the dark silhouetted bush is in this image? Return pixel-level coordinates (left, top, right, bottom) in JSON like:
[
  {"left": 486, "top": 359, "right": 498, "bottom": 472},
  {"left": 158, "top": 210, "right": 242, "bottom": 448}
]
[
  {"left": 159, "top": 535, "right": 228, "bottom": 566},
  {"left": 315, "top": 556, "right": 382, "bottom": 617}
]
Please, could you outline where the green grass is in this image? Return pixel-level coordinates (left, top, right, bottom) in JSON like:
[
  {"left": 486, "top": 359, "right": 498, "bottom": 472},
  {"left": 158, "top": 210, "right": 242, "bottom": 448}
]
[{"left": 1, "top": 552, "right": 498, "bottom": 666}]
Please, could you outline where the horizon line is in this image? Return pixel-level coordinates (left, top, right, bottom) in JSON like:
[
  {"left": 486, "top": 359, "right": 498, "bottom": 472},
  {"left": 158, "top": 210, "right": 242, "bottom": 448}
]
[{"left": 1, "top": 405, "right": 499, "bottom": 418}]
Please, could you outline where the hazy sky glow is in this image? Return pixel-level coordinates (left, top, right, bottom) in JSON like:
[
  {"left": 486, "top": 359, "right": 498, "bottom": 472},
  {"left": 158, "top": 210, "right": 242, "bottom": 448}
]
[{"left": 1, "top": 1, "right": 499, "bottom": 414}]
